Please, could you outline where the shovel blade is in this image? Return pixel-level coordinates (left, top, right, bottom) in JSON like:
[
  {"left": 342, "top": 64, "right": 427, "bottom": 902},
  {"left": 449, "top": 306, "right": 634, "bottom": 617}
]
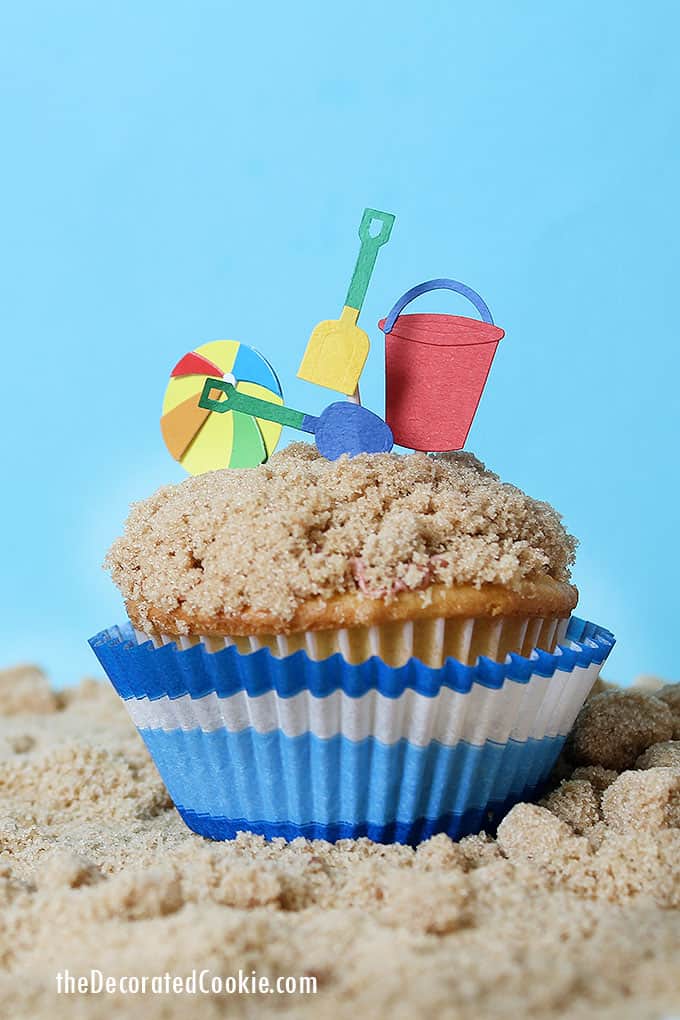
[
  {"left": 315, "top": 402, "right": 393, "bottom": 460},
  {"left": 297, "top": 311, "right": 370, "bottom": 395}
]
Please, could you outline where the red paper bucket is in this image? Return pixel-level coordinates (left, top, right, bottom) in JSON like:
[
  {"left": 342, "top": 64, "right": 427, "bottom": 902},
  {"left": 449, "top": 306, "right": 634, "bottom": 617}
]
[{"left": 379, "top": 279, "right": 504, "bottom": 451}]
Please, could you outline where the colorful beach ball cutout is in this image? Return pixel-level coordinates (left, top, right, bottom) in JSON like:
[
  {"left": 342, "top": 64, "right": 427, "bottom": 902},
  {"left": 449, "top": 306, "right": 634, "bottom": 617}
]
[{"left": 161, "top": 341, "right": 284, "bottom": 474}]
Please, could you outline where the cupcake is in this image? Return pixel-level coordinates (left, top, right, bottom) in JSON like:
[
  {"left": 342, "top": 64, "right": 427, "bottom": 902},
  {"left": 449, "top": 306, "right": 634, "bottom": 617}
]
[{"left": 90, "top": 445, "right": 614, "bottom": 845}]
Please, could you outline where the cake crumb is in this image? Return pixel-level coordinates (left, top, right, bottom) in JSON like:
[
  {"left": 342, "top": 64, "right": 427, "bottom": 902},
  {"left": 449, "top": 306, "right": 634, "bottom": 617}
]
[{"left": 105, "top": 446, "right": 577, "bottom": 628}]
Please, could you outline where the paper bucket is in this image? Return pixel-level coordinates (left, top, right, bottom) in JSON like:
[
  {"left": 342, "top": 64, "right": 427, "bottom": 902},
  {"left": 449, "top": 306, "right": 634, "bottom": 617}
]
[{"left": 379, "top": 279, "right": 505, "bottom": 451}]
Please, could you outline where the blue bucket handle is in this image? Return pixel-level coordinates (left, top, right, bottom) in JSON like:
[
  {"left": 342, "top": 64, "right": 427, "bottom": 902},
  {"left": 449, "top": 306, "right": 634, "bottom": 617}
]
[{"left": 381, "top": 278, "right": 494, "bottom": 335}]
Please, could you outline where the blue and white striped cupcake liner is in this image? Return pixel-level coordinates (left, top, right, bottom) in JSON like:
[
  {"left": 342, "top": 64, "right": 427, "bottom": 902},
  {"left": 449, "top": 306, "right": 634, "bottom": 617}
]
[{"left": 89, "top": 616, "right": 614, "bottom": 846}]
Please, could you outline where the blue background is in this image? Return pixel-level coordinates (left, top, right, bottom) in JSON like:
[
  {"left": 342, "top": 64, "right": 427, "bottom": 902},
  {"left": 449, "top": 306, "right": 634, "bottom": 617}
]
[{"left": 1, "top": 1, "right": 678, "bottom": 686}]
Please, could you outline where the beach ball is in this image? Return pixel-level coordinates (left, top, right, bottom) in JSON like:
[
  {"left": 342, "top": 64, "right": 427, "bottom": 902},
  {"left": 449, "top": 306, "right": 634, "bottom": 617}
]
[{"left": 161, "top": 340, "right": 284, "bottom": 474}]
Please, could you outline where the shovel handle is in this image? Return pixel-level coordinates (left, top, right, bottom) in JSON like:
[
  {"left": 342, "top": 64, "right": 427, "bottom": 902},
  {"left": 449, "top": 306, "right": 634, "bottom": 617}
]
[
  {"left": 345, "top": 208, "right": 396, "bottom": 312},
  {"left": 198, "top": 378, "right": 308, "bottom": 432},
  {"left": 381, "top": 279, "right": 495, "bottom": 335},
  {"left": 358, "top": 208, "right": 395, "bottom": 246}
]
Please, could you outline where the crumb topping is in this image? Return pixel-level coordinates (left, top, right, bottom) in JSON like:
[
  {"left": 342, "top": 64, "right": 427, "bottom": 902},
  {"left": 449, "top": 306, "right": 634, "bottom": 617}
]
[{"left": 105, "top": 444, "right": 577, "bottom": 628}]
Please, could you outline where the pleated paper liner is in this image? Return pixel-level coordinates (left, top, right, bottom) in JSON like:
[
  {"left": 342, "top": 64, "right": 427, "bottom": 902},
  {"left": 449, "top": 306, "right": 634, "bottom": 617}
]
[
  {"left": 142, "top": 729, "right": 570, "bottom": 844},
  {"left": 137, "top": 614, "right": 571, "bottom": 669},
  {"left": 89, "top": 617, "right": 615, "bottom": 845}
]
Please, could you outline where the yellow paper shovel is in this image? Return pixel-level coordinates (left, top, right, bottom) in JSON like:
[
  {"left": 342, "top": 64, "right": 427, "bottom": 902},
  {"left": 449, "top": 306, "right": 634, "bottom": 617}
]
[{"left": 297, "top": 208, "right": 395, "bottom": 396}]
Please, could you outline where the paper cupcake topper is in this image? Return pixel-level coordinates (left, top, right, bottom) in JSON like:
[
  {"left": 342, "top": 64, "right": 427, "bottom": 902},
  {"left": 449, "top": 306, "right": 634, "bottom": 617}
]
[
  {"left": 379, "top": 279, "right": 504, "bottom": 452},
  {"left": 159, "top": 212, "right": 505, "bottom": 473},
  {"left": 297, "top": 208, "right": 395, "bottom": 398},
  {"left": 161, "top": 341, "right": 284, "bottom": 473},
  {"left": 199, "top": 379, "right": 393, "bottom": 460}
]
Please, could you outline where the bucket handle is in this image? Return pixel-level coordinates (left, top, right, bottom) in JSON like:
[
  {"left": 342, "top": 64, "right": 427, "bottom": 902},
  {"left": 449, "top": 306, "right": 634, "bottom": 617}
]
[{"left": 381, "top": 279, "right": 494, "bottom": 334}]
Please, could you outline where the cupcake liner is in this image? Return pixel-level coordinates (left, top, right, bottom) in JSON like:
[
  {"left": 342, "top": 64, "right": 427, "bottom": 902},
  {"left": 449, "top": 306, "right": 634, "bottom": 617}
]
[
  {"left": 89, "top": 617, "right": 614, "bottom": 846},
  {"left": 137, "top": 614, "right": 571, "bottom": 668}
]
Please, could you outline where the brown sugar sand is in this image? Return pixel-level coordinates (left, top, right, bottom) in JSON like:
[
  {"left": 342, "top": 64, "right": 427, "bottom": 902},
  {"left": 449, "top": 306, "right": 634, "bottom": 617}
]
[
  {"left": 106, "top": 446, "right": 577, "bottom": 633},
  {"left": 0, "top": 665, "right": 679, "bottom": 1019}
]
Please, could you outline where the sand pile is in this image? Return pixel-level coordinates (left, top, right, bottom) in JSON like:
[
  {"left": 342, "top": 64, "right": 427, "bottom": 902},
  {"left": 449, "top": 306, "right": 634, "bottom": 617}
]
[{"left": 0, "top": 665, "right": 678, "bottom": 1019}]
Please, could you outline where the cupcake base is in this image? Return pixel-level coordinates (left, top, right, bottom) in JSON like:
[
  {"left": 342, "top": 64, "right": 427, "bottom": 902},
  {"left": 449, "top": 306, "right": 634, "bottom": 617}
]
[
  {"left": 139, "top": 614, "right": 571, "bottom": 669},
  {"left": 89, "top": 617, "right": 615, "bottom": 847}
]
